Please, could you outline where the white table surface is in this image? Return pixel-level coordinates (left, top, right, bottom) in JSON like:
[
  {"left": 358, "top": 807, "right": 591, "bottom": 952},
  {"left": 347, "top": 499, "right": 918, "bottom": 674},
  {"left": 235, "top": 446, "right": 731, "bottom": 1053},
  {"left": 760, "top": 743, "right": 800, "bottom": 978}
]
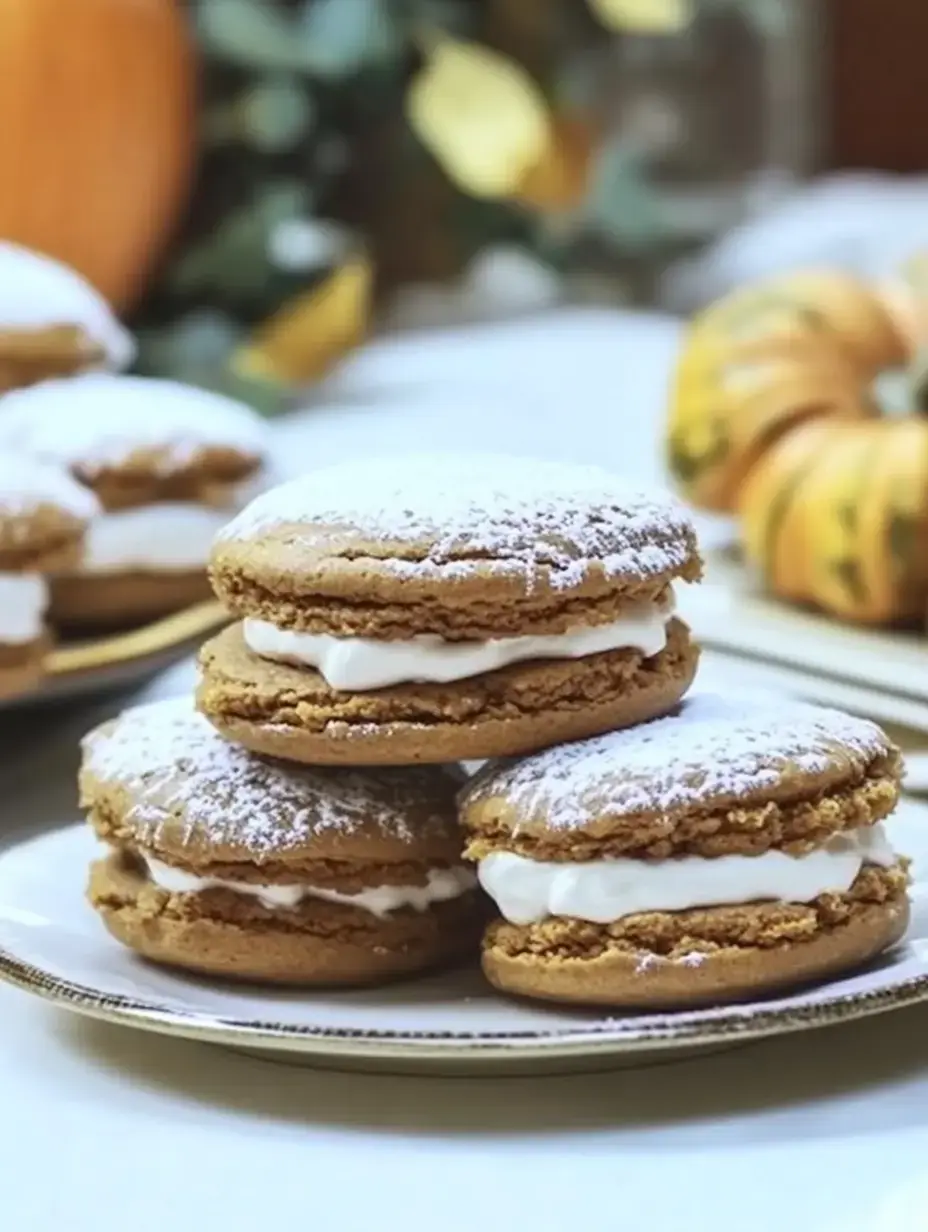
[{"left": 1, "top": 310, "right": 925, "bottom": 1232}]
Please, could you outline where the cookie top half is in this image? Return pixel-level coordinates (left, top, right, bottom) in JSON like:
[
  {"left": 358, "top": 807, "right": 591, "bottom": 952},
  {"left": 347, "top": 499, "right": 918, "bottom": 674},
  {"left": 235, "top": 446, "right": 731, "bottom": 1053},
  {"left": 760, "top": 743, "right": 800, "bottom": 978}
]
[
  {"left": 80, "top": 696, "right": 465, "bottom": 869},
  {"left": 0, "top": 454, "right": 99, "bottom": 569},
  {"left": 461, "top": 692, "right": 901, "bottom": 860},
  {"left": 0, "top": 240, "right": 135, "bottom": 370},
  {"left": 0, "top": 374, "right": 269, "bottom": 506},
  {"left": 212, "top": 453, "right": 701, "bottom": 636}
]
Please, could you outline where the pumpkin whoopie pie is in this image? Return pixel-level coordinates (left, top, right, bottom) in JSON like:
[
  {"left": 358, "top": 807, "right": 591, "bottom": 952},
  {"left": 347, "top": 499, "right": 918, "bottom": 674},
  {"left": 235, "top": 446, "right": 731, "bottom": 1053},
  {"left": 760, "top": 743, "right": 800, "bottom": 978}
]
[
  {"left": 0, "top": 373, "right": 269, "bottom": 627},
  {"left": 82, "top": 697, "right": 481, "bottom": 985},
  {"left": 198, "top": 453, "right": 701, "bottom": 765},
  {"left": 460, "top": 692, "right": 909, "bottom": 1008},
  {"left": 0, "top": 455, "right": 98, "bottom": 697},
  {"left": 0, "top": 240, "right": 134, "bottom": 390}
]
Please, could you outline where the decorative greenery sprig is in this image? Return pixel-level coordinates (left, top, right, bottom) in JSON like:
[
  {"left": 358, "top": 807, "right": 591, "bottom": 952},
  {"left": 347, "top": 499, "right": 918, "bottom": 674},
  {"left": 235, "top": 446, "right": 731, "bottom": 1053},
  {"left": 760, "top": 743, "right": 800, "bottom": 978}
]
[{"left": 135, "top": 0, "right": 795, "bottom": 411}]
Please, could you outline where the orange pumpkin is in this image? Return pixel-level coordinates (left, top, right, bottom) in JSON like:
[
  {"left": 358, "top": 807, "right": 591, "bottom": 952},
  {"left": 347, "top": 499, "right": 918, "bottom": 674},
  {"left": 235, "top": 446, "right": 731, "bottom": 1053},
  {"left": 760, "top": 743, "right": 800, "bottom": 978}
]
[
  {"left": 0, "top": 0, "right": 195, "bottom": 309},
  {"left": 670, "top": 267, "right": 928, "bottom": 626},
  {"left": 739, "top": 417, "right": 928, "bottom": 624},
  {"left": 667, "top": 271, "right": 907, "bottom": 513},
  {"left": 878, "top": 251, "right": 928, "bottom": 357}
]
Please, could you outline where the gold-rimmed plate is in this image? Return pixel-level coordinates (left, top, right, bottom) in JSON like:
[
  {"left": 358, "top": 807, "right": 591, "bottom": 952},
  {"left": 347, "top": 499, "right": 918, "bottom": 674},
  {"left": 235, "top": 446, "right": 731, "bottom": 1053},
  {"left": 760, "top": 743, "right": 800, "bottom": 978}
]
[
  {"left": 1, "top": 801, "right": 927, "bottom": 1076},
  {"left": 1, "top": 601, "right": 227, "bottom": 709}
]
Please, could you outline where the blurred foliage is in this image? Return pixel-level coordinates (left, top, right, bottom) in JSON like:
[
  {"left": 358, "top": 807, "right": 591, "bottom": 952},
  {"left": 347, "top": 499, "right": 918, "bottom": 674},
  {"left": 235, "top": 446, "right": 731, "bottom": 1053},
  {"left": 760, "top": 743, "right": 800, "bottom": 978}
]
[
  {"left": 133, "top": 0, "right": 799, "bottom": 412},
  {"left": 590, "top": 0, "right": 694, "bottom": 34}
]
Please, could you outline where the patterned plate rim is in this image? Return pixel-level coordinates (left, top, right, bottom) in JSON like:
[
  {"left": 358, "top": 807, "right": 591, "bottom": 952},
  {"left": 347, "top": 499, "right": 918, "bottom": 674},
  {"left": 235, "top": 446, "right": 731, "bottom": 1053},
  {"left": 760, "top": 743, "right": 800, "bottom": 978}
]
[{"left": 3, "top": 944, "right": 928, "bottom": 1058}]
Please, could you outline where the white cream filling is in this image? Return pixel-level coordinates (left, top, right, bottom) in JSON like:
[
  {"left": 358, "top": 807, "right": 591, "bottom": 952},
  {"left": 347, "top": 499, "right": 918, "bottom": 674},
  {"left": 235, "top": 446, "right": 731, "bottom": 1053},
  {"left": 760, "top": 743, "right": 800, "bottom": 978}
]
[
  {"left": 478, "top": 825, "right": 898, "bottom": 926},
  {"left": 79, "top": 474, "right": 268, "bottom": 575},
  {"left": 0, "top": 574, "right": 47, "bottom": 644},
  {"left": 242, "top": 596, "right": 673, "bottom": 691},
  {"left": 80, "top": 503, "right": 236, "bottom": 574},
  {"left": 145, "top": 857, "right": 477, "bottom": 919}
]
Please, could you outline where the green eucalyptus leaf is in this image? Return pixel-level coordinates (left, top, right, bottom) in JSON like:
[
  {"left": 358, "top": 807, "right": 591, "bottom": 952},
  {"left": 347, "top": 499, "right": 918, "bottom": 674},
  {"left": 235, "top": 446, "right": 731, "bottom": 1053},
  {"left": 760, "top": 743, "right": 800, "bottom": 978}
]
[
  {"left": 314, "top": 135, "right": 352, "bottom": 177},
  {"left": 210, "top": 369, "right": 291, "bottom": 418},
  {"left": 171, "top": 222, "right": 270, "bottom": 297},
  {"left": 135, "top": 313, "right": 243, "bottom": 381},
  {"left": 137, "top": 318, "right": 287, "bottom": 413},
  {"left": 134, "top": 327, "right": 180, "bottom": 378},
  {"left": 172, "top": 184, "right": 311, "bottom": 299},
  {"left": 241, "top": 77, "right": 315, "bottom": 153},
  {"left": 401, "top": 0, "right": 476, "bottom": 36},
  {"left": 585, "top": 143, "right": 666, "bottom": 252},
  {"left": 297, "top": 0, "right": 402, "bottom": 78},
  {"left": 742, "top": 0, "right": 792, "bottom": 35},
  {"left": 702, "top": 0, "right": 792, "bottom": 36},
  {"left": 255, "top": 182, "right": 312, "bottom": 225},
  {"left": 197, "top": 0, "right": 305, "bottom": 71},
  {"left": 167, "top": 310, "right": 244, "bottom": 366}
]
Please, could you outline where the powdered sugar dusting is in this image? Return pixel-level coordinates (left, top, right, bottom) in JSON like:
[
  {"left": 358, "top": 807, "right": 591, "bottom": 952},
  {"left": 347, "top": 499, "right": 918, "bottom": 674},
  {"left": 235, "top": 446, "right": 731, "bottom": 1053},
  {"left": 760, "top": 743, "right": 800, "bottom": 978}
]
[
  {"left": 0, "top": 454, "right": 98, "bottom": 522},
  {"left": 219, "top": 453, "right": 696, "bottom": 588},
  {"left": 0, "top": 240, "right": 134, "bottom": 368},
  {"left": 82, "top": 697, "right": 457, "bottom": 860},
  {"left": 677, "top": 951, "right": 707, "bottom": 968},
  {"left": 462, "top": 692, "right": 895, "bottom": 829},
  {"left": 0, "top": 374, "right": 268, "bottom": 476}
]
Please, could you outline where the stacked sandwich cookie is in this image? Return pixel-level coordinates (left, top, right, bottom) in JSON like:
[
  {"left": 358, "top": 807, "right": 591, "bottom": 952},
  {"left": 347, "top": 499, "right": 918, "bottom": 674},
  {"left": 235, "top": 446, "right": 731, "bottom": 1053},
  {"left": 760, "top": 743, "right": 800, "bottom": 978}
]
[
  {"left": 0, "top": 455, "right": 98, "bottom": 697},
  {"left": 198, "top": 454, "right": 701, "bottom": 763},
  {"left": 0, "top": 240, "right": 134, "bottom": 391},
  {"left": 0, "top": 374, "right": 269, "bottom": 627},
  {"left": 81, "top": 452, "right": 704, "bottom": 988},
  {"left": 82, "top": 698, "right": 480, "bottom": 985},
  {"left": 80, "top": 452, "right": 909, "bottom": 1007},
  {"left": 460, "top": 693, "right": 910, "bottom": 1007}
]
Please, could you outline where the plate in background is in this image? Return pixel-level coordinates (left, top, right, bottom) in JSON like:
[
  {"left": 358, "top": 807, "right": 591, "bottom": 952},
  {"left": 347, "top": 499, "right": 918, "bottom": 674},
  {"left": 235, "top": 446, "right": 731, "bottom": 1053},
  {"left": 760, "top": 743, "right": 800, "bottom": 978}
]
[
  {"left": 680, "top": 552, "right": 928, "bottom": 723},
  {"left": 1, "top": 805, "right": 927, "bottom": 1077},
  {"left": 0, "top": 601, "right": 227, "bottom": 709}
]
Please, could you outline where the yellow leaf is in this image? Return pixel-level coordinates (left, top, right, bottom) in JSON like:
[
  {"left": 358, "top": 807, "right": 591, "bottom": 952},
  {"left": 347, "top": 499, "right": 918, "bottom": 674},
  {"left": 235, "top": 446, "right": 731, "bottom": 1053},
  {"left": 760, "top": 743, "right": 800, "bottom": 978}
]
[
  {"left": 588, "top": 0, "right": 693, "bottom": 34},
  {"left": 234, "top": 257, "right": 371, "bottom": 386},
  {"left": 514, "top": 114, "right": 596, "bottom": 211},
  {"left": 407, "top": 36, "right": 551, "bottom": 199}
]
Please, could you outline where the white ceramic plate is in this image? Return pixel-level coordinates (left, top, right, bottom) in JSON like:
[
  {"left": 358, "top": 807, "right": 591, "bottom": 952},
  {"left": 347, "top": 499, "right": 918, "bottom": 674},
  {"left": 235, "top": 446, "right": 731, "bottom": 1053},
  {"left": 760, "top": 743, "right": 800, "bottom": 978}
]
[
  {"left": 3, "top": 807, "right": 928, "bottom": 1075},
  {"left": 679, "top": 553, "right": 928, "bottom": 713}
]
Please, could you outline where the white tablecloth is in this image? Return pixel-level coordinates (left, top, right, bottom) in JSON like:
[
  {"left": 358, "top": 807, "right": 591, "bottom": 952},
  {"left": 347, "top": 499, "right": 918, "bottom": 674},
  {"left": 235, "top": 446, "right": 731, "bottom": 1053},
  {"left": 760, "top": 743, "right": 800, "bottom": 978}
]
[{"left": 1, "top": 310, "right": 923, "bottom": 1232}]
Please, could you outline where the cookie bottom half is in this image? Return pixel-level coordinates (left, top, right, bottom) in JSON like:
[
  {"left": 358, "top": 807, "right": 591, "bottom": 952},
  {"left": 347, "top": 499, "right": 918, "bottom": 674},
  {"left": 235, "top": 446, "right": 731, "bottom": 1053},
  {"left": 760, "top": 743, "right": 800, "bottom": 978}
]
[
  {"left": 196, "top": 618, "right": 698, "bottom": 765},
  {"left": 89, "top": 853, "right": 483, "bottom": 987},
  {"left": 51, "top": 569, "right": 212, "bottom": 629},
  {"left": 0, "top": 634, "right": 49, "bottom": 700},
  {"left": 0, "top": 325, "right": 102, "bottom": 392},
  {"left": 481, "top": 865, "right": 910, "bottom": 1008}
]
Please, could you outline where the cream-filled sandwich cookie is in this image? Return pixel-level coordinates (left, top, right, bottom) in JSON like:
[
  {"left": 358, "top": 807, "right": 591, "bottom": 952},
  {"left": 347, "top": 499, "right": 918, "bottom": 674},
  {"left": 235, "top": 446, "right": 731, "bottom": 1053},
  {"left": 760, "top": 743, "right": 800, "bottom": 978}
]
[
  {"left": 460, "top": 693, "right": 909, "bottom": 1008},
  {"left": 0, "top": 454, "right": 98, "bottom": 696},
  {"left": 0, "top": 373, "right": 269, "bottom": 627},
  {"left": 0, "top": 241, "right": 134, "bottom": 390},
  {"left": 198, "top": 453, "right": 701, "bottom": 765},
  {"left": 82, "top": 697, "right": 481, "bottom": 985}
]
